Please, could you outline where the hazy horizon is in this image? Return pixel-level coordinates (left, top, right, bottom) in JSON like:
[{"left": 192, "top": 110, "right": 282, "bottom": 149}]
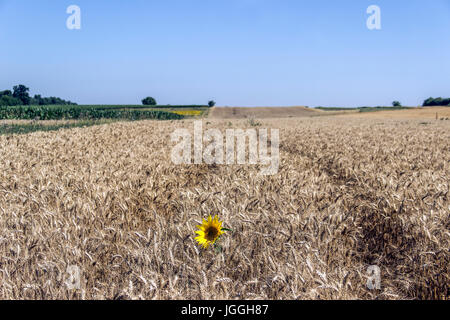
[{"left": 1, "top": 0, "right": 449, "bottom": 107}]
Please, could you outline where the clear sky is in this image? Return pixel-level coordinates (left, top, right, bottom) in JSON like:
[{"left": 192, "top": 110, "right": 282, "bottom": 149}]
[{"left": 0, "top": 0, "right": 449, "bottom": 107}]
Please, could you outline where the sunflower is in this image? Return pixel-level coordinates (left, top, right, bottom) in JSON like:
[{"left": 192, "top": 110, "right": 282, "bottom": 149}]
[{"left": 195, "top": 215, "right": 225, "bottom": 249}]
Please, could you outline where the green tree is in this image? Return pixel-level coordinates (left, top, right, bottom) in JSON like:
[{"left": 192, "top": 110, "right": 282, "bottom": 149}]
[
  {"left": 142, "top": 97, "right": 157, "bottom": 106},
  {"left": 392, "top": 101, "right": 402, "bottom": 107},
  {"left": 434, "top": 98, "right": 443, "bottom": 106},
  {"left": 0, "top": 95, "right": 21, "bottom": 106},
  {"left": 423, "top": 97, "right": 450, "bottom": 107},
  {"left": 208, "top": 100, "right": 216, "bottom": 107},
  {"left": 0, "top": 90, "right": 12, "bottom": 97},
  {"left": 33, "top": 94, "right": 45, "bottom": 105},
  {"left": 423, "top": 97, "right": 434, "bottom": 106},
  {"left": 13, "top": 84, "right": 31, "bottom": 105}
]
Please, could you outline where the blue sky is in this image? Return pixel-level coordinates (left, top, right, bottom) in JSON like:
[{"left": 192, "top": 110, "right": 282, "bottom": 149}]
[{"left": 0, "top": 0, "right": 449, "bottom": 107}]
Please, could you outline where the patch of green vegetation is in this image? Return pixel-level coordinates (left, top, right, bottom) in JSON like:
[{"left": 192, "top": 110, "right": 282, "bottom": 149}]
[
  {"left": 139, "top": 106, "right": 209, "bottom": 116},
  {"left": 78, "top": 105, "right": 208, "bottom": 110},
  {"left": 315, "top": 107, "right": 358, "bottom": 111},
  {"left": 0, "top": 120, "right": 116, "bottom": 136},
  {"left": 248, "top": 117, "right": 261, "bottom": 127},
  {"left": 0, "top": 105, "right": 184, "bottom": 120},
  {"left": 358, "top": 106, "right": 413, "bottom": 113}
]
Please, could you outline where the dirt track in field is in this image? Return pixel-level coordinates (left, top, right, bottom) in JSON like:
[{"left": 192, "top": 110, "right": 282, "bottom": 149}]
[{"left": 208, "top": 106, "right": 322, "bottom": 119}]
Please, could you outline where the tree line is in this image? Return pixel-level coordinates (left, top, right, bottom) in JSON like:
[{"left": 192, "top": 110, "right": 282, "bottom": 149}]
[
  {"left": 423, "top": 97, "right": 450, "bottom": 107},
  {"left": 0, "top": 85, "right": 77, "bottom": 106}
]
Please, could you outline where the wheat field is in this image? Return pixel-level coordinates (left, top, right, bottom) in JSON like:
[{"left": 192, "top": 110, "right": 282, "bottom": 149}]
[{"left": 0, "top": 116, "right": 448, "bottom": 300}]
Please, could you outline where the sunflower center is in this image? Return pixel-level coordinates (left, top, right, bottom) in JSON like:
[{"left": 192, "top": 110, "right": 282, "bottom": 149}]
[{"left": 205, "top": 226, "right": 219, "bottom": 241}]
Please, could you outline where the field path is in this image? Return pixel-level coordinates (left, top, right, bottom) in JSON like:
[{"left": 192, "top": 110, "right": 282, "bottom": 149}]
[{"left": 208, "top": 106, "right": 321, "bottom": 119}]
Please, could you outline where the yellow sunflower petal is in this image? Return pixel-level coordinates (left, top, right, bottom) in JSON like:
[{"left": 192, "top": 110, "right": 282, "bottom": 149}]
[{"left": 195, "top": 215, "right": 226, "bottom": 249}]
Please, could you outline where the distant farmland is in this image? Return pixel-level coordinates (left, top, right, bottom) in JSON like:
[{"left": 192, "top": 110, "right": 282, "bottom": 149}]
[
  {"left": 0, "top": 105, "right": 209, "bottom": 121},
  {"left": 0, "top": 105, "right": 209, "bottom": 135},
  {"left": 209, "top": 106, "right": 320, "bottom": 119}
]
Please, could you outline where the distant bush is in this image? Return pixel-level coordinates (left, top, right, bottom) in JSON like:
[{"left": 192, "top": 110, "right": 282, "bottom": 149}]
[
  {"left": 392, "top": 101, "right": 402, "bottom": 107},
  {"left": 208, "top": 100, "right": 216, "bottom": 107},
  {"left": 423, "top": 97, "right": 450, "bottom": 107},
  {"left": 0, "top": 90, "right": 12, "bottom": 97},
  {"left": 142, "top": 97, "right": 157, "bottom": 106},
  {"left": 0, "top": 95, "right": 22, "bottom": 106},
  {"left": 31, "top": 95, "right": 77, "bottom": 106}
]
